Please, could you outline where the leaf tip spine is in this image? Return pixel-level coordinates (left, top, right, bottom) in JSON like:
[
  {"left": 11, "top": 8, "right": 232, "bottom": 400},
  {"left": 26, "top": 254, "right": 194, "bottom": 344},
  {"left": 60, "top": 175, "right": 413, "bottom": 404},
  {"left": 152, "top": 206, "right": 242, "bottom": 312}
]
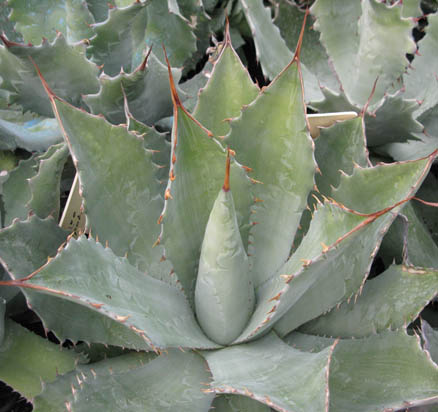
[
  {"left": 29, "top": 56, "right": 57, "bottom": 101},
  {"left": 163, "top": 45, "right": 183, "bottom": 108}
]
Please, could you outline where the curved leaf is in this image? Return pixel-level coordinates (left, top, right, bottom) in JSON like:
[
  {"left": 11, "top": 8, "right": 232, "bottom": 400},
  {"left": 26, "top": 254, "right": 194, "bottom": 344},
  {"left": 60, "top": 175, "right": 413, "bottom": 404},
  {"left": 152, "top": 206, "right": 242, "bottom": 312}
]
[
  {"left": 88, "top": 2, "right": 148, "bottom": 76},
  {"left": 227, "top": 56, "right": 315, "bottom": 287},
  {"left": 0, "top": 117, "right": 62, "bottom": 152},
  {"left": 405, "top": 12, "right": 438, "bottom": 117},
  {"left": 13, "top": 236, "right": 217, "bottom": 350},
  {"left": 237, "top": 154, "right": 434, "bottom": 341},
  {"left": 8, "top": 0, "right": 66, "bottom": 44},
  {"left": 300, "top": 265, "right": 438, "bottom": 338},
  {"left": 239, "top": 0, "right": 323, "bottom": 102},
  {"left": 27, "top": 143, "right": 69, "bottom": 220},
  {"left": 329, "top": 331, "right": 438, "bottom": 412},
  {"left": 311, "top": 0, "right": 415, "bottom": 107},
  {"left": 48, "top": 94, "right": 172, "bottom": 282},
  {"left": 192, "top": 36, "right": 259, "bottom": 137},
  {"left": 314, "top": 116, "right": 368, "bottom": 198},
  {"left": 379, "top": 201, "right": 438, "bottom": 268},
  {"left": 84, "top": 51, "right": 185, "bottom": 126},
  {"left": 34, "top": 350, "right": 214, "bottom": 412},
  {"left": 0, "top": 33, "right": 99, "bottom": 117},
  {"left": 144, "top": 0, "right": 197, "bottom": 67},
  {"left": 160, "top": 86, "right": 252, "bottom": 302},
  {"left": 0, "top": 319, "right": 81, "bottom": 399},
  {"left": 204, "top": 332, "right": 334, "bottom": 412}
]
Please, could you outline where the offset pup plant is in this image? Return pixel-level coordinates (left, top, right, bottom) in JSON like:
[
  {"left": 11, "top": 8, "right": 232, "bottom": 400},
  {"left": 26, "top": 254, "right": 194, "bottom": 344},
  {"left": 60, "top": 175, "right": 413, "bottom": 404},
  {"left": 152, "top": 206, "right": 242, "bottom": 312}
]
[{"left": 1, "top": 8, "right": 438, "bottom": 410}]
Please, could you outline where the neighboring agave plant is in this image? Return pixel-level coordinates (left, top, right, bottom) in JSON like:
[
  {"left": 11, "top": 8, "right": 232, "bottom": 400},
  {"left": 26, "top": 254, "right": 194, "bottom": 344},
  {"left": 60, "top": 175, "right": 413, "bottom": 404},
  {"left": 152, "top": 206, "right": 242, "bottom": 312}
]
[{"left": 0, "top": 6, "right": 438, "bottom": 409}]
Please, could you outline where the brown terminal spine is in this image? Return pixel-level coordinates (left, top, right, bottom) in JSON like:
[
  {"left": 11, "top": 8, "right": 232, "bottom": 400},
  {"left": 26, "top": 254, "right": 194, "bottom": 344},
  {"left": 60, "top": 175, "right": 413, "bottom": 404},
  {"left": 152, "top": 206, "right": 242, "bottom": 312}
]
[{"left": 223, "top": 148, "right": 231, "bottom": 192}]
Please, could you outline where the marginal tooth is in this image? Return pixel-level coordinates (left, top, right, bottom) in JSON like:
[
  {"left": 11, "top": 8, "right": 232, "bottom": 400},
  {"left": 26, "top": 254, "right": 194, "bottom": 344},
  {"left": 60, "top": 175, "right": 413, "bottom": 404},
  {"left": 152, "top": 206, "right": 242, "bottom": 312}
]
[
  {"left": 321, "top": 242, "right": 329, "bottom": 253},
  {"left": 115, "top": 315, "right": 131, "bottom": 322},
  {"left": 268, "top": 292, "right": 282, "bottom": 302}
]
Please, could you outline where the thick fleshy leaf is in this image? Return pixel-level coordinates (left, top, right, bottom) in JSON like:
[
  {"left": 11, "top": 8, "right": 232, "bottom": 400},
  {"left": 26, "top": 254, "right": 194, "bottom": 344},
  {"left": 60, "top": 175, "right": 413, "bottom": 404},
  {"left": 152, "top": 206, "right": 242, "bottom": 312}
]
[
  {"left": 204, "top": 332, "right": 334, "bottom": 412},
  {"left": 300, "top": 265, "right": 438, "bottom": 338},
  {"left": 48, "top": 94, "right": 172, "bottom": 282},
  {"left": 88, "top": 2, "right": 148, "bottom": 76},
  {"left": 379, "top": 201, "right": 438, "bottom": 268},
  {"left": 405, "top": 12, "right": 438, "bottom": 117},
  {"left": 273, "top": 1, "right": 340, "bottom": 95},
  {"left": 1, "top": 154, "right": 38, "bottom": 226},
  {"left": 65, "top": 0, "right": 95, "bottom": 43},
  {"left": 144, "top": 1, "right": 197, "bottom": 67},
  {"left": 0, "top": 117, "right": 62, "bottom": 152},
  {"left": 179, "top": 60, "right": 211, "bottom": 113},
  {"left": 127, "top": 115, "right": 170, "bottom": 182},
  {"left": 239, "top": 0, "right": 323, "bottom": 102},
  {"left": 27, "top": 143, "right": 69, "bottom": 220},
  {"left": 377, "top": 104, "right": 438, "bottom": 161},
  {"left": 192, "top": 35, "right": 259, "bottom": 137},
  {"left": 363, "top": 93, "right": 424, "bottom": 147},
  {"left": 84, "top": 51, "right": 185, "bottom": 126},
  {"left": 0, "top": 33, "right": 99, "bottom": 117},
  {"left": 0, "top": 216, "right": 68, "bottom": 280},
  {"left": 412, "top": 171, "right": 438, "bottom": 245},
  {"left": 12, "top": 236, "right": 217, "bottom": 350},
  {"left": 7, "top": 0, "right": 66, "bottom": 43},
  {"left": 8, "top": 0, "right": 95, "bottom": 44},
  {"left": 212, "top": 394, "right": 271, "bottom": 412},
  {"left": 422, "top": 319, "right": 438, "bottom": 364},
  {"left": 0, "top": 319, "right": 81, "bottom": 399},
  {"left": 329, "top": 331, "right": 438, "bottom": 412},
  {"left": 0, "top": 216, "right": 153, "bottom": 350},
  {"left": 2, "top": 144, "right": 69, "bottom": 225},
  {"left": 243, "top": 202, "right": 386, "bottom": 342},
  {"left": 87, "top": 0, "right": 114, "bottom": 23},
  {"left": 314, "top": 116, "right": 368, "bottom": 198},
  {"left": 237, "top": 155, "right": 433, "bottom": 341},
  {"left": 160, "top": 91, "right": 252, "bottom": 302},
  {"left": 311, "top": 0, "right": 416, "bottom": 107},
  {"left": 284, "top": 331, "right": 336, "bottom": 353},
  {"left": 313, "top": 88, "right": 423, "bottom": 147},
  {"left": 195, "top": 186, "right": 254, "bottom": 345},
  {"left": 34, "top": 350, "right": 214, "bottom": 412},
  {"left": 227, "top": 58, "right": 315, "bottom": 287}
]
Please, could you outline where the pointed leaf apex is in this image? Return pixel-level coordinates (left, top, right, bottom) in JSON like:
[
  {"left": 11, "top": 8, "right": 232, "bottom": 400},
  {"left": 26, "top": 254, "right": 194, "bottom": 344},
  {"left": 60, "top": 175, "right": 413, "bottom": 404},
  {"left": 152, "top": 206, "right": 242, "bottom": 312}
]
[
  {"left": 163, "top": 45, "right": 183, "bottom": 108},
  {"left": 138, "top": 46, "right": 153, "bottom": 72},
  {"left": 29, "top": 56, "right": 57, "bottom": 100},
  {"left": 360, "top": 77, "right": 379, "bottom": 116},
  {"left": 224, "top": 15, "right": 232, "bottom": 47},
  {"left": 223, "top": 149, "right": 232, "bottom": 192},
  {"left": 293, "top": 7, "right": 309, "bottom": 62}
]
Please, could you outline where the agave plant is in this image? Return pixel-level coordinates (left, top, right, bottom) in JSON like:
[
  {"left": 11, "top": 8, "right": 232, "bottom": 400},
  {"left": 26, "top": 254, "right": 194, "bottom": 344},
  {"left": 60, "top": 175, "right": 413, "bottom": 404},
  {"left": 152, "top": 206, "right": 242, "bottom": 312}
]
[
  {"left": 1, "top": 1, "right": 438, "bottom": 411},
  {"left": 0, "top": 7, "right": 438, "bottom": 410}
]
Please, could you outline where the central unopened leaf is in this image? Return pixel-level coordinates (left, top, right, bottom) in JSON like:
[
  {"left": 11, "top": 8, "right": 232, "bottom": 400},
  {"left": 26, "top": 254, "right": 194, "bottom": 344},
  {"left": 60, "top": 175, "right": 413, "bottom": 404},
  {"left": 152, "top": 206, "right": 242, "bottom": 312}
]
[{"left": 195, "top": 184, "right": 254, "bottom": 345}]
